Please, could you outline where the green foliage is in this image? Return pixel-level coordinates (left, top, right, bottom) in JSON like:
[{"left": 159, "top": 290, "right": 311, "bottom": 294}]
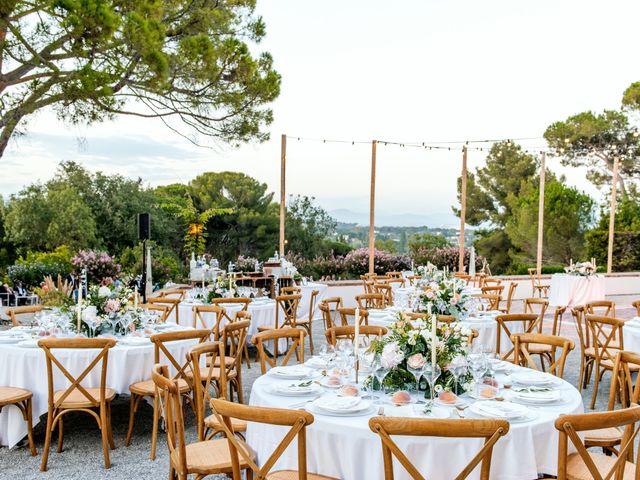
[
  {"left": 7, "top": 262, "right": 70, "bottom": 289},
  {"left": 473, "top": 230, "right": 513, "bottom": 274},
  {"left": 586, "top": 230, "right": 640, "bottom": 272},
  {"left": 318, "top": 239, "right": 353, "bottom": 257},
  {"left": 375, "top": 239, "right": 397, "bottom": 254},
  {"left": 119, "top": 242, "right": 185, "bottom": 286},
  {"left": 17, "top": 246, "right": 73, "bottom": 272},
  {"left": 506, "top": 180, "right": 594, "bottom": 265},
  {"left": 285, "top": 196, "right": 337, "bottom": 258},
  {"left": 0, "top": 1, "right": 281, "bottom": 156},
  {"left": 622, "top": 82, "right": 640, "bottom": 111},
  {"left": 408, "top": 233, "right": 450, "bottom": 257}
]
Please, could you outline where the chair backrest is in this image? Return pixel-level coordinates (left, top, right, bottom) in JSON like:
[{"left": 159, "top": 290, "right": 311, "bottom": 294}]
[
  {"left": 211, "top": 399, "right": 315, "bottom": 480},
  {"left": 150, "top": 329, "right": 212, "bottom": 383},
  {"left": 361, "top": 277, "right": 375, "bottom": 294},
  {"left": 404, "top": 312, "right": 427, "bottom": 321},
  {"left": 210, "top": 297, "right": 251, "bottom": 311},
  {"left": 6, "top": 304, "right": 44, "bottom": 327},
  {"left": 633, "top": 300, "right": 640, "bottom": 317},
  {"left": 454, "top": 272, "right": 471, "bottom": 285},
  {"left": 555, "top": 405, "right": 640, "bottom": 480},
  {"left": 570, "top": 306, "right": 591, "bottom": 351},
  {"left": 281, "top": 286, "right": 302, "bottom": 295},
  {"left": 320, "top": 297, "right": 343, "bottom": 328},
  {"left": 307, "top": 289, "right": 320, "bottom": 321},
  {"left": 159, "top": 288, "right": 186, "bottom": 301},
  {"left": 152, "top": 364, "right": 189, "bottom": 474},
  {"left": 523, "top": 298, "right": 549, "bottom": 332},
  {"left": 482, "top": 278, "right": 502, "bottom": 286},
  {"left": 527, "top": 268, "right": 543, "bottom": 288},
  {"left": 368, "top": 416, "right": 510, "bottom": 480},
  {"left": 355, "top": 293, "right": 386, "bottom": 310},
  {"left": 481, "top": 285, "right": 504, "bottom": 299},
  {"left": 221, "top": 319, "right": 250, "bottom": 377},
  {"left": 585, "top": 300, "right": 616, "bottom": 318},
  {"left": 252, "top": 328, "right": 306, "bottom": 374},
  {"left": 373, "top": 284, "right": 393, "bottom": 306},
  {"left": 275, "top": 294, "right": 302, "bottom": 328},
  {"left": 147, "top": 296, "right": 180, "bottom": 323},
  {"left": 39, "top": 338, "right": 116, "bottom": 408},
  {"left": 189, "top": 341, "right": 226, "bottom": 441},
  {"left": 406, "top": 275, "right": 422, "bottom": 286},
  {"left": 609, "top": 351, "right": 640, "bottom": 411},
  {"left": 511, "top": 332, "right": 575, "bottom": 378},
  {"left": 338, "top": 307, "right": 369, "bottom": 326},
  {"left": 502, "top": 283, "right": 518, "bottom": 313},
  {"left": 474, "top": 294, "right": 501, "bottom": 311},
  {"left": 386, "top": 271, "right": 403, "bottom": 278},
  {"left": 386, "top": 278, "right": 405, "bottom": 288},
  {"left": 324, "top": 325, "right": 388, "bottom": 346},
  {"left": 192, "top": 304, "right": 225, "bottom": 334},
  {"left": 138, "top": 303, "right": 170, "bottom": 323},
  {"left": 586, "top": 314, "right": 625, "bottom": 366},
  {"left": 495, "top": 314, "right": 540, "bottom": 357}
]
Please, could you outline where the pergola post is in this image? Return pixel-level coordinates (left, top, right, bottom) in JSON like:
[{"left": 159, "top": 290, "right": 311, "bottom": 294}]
[
  {"left": 458, "top": 145, "right": 468, "bottom": 273},
  {"left": 368, "top": 140, "right": 377, "bottom": 274},
  {"left": 536, "top": 152, "right": 546, "bottom": 276},
  {"left": 607, "top": 156, "right": 619, "bottom": 274},
  {"left": 279, "top": 134, "right": 286, "bottom": 256}
]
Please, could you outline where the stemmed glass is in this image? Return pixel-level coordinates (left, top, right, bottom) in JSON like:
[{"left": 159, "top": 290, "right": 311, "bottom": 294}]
[
  {"left": 448, "top": 356, "right": 468, "bottom": 396},
  {"left": 318, "top": 343, "right": 335, "bottom": 369},
  {"left": 468, "top": 352, "right": 488, "bottom": 397},
  {"left": 373, "top": 361, "right": 390, "bottom": 404},
  {"left": 359, "top": 351, "right": 377, "bottom": 400},
  {"left": 422, "top": 363, "right": 441, "bottom": 405},
  {"left": 84, "top": 316, "right": 97, "bottom": 338},
  {"left": 407, "top": 362, "right": 424, "bottom": 394}
]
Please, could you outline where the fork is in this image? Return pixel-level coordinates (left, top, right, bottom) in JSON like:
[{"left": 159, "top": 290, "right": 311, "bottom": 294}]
[
  {"left": 289, "top": 395, "right": 322, "bottom": 409},
  {"left": 455, "top": 404, "right": 469, "bottom": 418}
]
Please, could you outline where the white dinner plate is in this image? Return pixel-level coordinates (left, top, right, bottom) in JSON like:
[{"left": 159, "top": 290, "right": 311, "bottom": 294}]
[
  {"left": 508, "top": 388, "right": 564, "bottom": 405},
  {"left": 469, "top": 400, "right": 529, "bottom": 420},
  {"left": 269, "top": 383, "right": 322, "bottom": 397},
  {"left": 304, "top": 357, "right": 328, "bottom": 369},
  {"left": 411, "top": 404, "right": 451, "bottom": 419},
  {"left": 308, "top": 403, "right": 377, "bottom": 417},
  {"left": 509, "top": 371, "right": 560, "bottom": 387},
  {"left": 267, "top": 366, "right": 312, "bottom": 380}
]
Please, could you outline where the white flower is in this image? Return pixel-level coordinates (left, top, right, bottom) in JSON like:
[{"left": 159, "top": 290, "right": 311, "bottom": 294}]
[
  {"left": 98, "top": 286, "right": 111, "bottom": 297},
  {"left": 407, "top": 336, "right": 416, "bottom": 346},
  {"left": 434, "top": 385, "right": 443, "bottom": 393},
  {"left": 380, "top": 342, "right": 404, "bottom": 369},
  {"left": 453, "top": 324, "right": 461, "bottom": 332},
  {"left": 461, "top": 327, "right": 472, "bottom": 337}
]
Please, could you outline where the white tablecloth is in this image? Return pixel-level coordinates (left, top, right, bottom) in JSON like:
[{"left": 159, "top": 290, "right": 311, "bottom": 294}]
[
  {"left": 0, "top": 333, "right": 197, "bottom": 448},
  {"left": 247, "top": 366, "right": 583, "bottom": 480},
  {"left": 548, "top": 274, "right": 606, "bottom": 307},
  {"left": 623, "top": 320, "right": 640, "bottom": 352},
  {"left": 298, "top": 283, "right": 328, "bottom": 321}
]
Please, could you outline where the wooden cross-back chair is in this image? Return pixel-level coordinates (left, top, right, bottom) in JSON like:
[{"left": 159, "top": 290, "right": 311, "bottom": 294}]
[
  {"left": 152, "top": 364, "right": 254, "bottom": 480},
  {"left": 355, "top": 293, "right": 386, "bottom": 310},
  {"left": 209, "top": 297, "right": 251, "bottom": 312},
  {"left": 527, "top": 268, "right": 549, "bottom": 297},
  {"left": 204, "top": 300, "right": 252, "bottom": 368},
  {"left": 473, "top": 273, "right": 487, "bottom": 287},
  {"left": 386, "top": 271, "right": 403, "bottom": 278},
  {"left": 281, "top": 286, "right": 302, "bottom": 295},
  {"left": 474, "top": 294, "right": 501, "bottom": 311},
  {"left": 406, "top": 275, "right": 422, "bottom": 286},
  {"left": 212, "top": 399, "right": 338, "bottom": 480},
  {"left": 586, "top": 300, "right": 616, "bottom": 318},
  {"left": 373, "top": 283, "right": 394, "bottom": 306},
  {"left": 495, "top": 314, "right": 540, "bottom": 359},
  {"left": 217, "top": 318, "right": 249, "bottom": 404},
  {"left": 147, "top": 296, "right": 181, "bottom": 325},
  {"left": 523, "top": 297, "right": 549, "bottom": 333},
  {"left": 338, "top": 307, "right": 369, "bottom": 327},
  {"left": 482, "top": 277, "right": 502, "bottom": 287},
  {"left": 0, "top": 386, "right": 36, "bottom": 456},
  {"left": 319, "top": 297, "right": 343, "bottom": 329},
  {"left": 257, "top": 294, "right": 302, "bottom": 331},
  {"left": 159, "top": 288, "right": 187, "bottom": 301},
  {"left": 454, "top": 272, "right": 471, "bottom": 284},
  {"left": 6, "top": 304, "right": 43, "bottom": 327},
  {"left": 633, "top": 300, "right": 640, "bottom": 316},
  {"left": 252, "top": 328, "right": 306, "bottom": 374},
  {"left": 289, "top": 289, "right": 320, "bottom": 355},
  {"left": 498, "top": 283, "right": 518, "bottom": 314},
  {"left": 511, "top": 333, "right": 575, "bottom": 379},
  {"left": 386, "top": 277, "right": 405, "bottom": 288},
  {"left": 138, "top": 303, "right": 170, "bottom": 323},
  {"left": 586, "top": 314, "right": 629, "bottom": 410},
  {"left": 38, "top": 337, "right": 117, "bottom": 471},
  {"left": 583, "top": 351, "right": 640, "bottom": 457},
  {"left": 192, "top": 304, "right": 225, "bottom": 332},
  {"left": 555, "top": 405, "right": 640, "bottom": 480},
  {"left": 324, "top": 325, "right": 388, "bottom": 346},
  {"left": 368, "top": 417, "right": 510, "bottom": 480},
  {"left": 571, "top": 306, "right": 596, "bottom": 392},
  {"left": 125, "top": 328, "right": 211, "bottom": 460},
  {"left": 481, "top": 285, "right": 504, "bottom": 297}
]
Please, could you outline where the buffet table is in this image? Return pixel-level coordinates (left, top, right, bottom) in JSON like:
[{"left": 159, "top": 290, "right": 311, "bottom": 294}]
[
  {"left": 548, "top": 274, "right": 606, "bottom": 307},
  {"left": 247, "top": 364, "right": 583, "bottom": 480}
]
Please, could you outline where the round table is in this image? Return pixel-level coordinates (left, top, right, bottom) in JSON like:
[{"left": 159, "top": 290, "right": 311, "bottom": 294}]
[
  {"left": 548, "top": 274, "right": 606, "bottom": 307},
  {"left": 0, "top": 328, "right": 198, "bottom": 448},
  {"left": 247, "top": 366, "right": 583, "bottom": 480},
  {"left": 623, "top": 319, "right": 640, "bottom": 351},
  {"left": 298, "top": 283, "right": 328, "bottom": 321}
]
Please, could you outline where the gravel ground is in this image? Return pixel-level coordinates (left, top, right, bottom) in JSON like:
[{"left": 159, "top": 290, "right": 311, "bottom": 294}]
[{"left": 0, "top": 304, "right": 635, "bottom": 479}]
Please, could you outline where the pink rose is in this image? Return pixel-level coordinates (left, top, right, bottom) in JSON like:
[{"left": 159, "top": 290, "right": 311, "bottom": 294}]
[
  {"left": 105, "top": 299, "right": 121, "bottom": 313},
  {"left": 407, "top": 353, "right": 426, "bottom": 370},
  {"left": 381, "top": 342, "right": 404, "bottom": 369}
]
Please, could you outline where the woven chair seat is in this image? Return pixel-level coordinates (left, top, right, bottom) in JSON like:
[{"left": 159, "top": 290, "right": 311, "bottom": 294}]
[
  {"left": 0, "top": 387, "right": 32, "bottom": 406},
  {"left": 185, "top": 367, "right": 237, "bottom": 381},
  {"left": 584, "top": 426, "right": 623, "bottom": 446},
  {"left": 268, "top": 470, "right": 338, "bottom": 480},
  {"left": 53, "top": 388, "right": 115, "bottom": 408},
  {"left": 130, "top": 379, "right": 189, "bottom": 396},
  {"left": 565, "top": 452, "right": 635, "bottom": 480},
  {"left": 257, "top": 325, "right": 276, "bottom": 332},
  {"left": 170, "top": 438, "right": 254, "bottom": 476},
  {"left": 204, "top": 414, "right": 247, "bottom": 433}
]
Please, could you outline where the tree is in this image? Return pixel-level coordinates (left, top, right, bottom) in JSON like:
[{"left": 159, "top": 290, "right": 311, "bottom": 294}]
[
  {"left": 544, "top": 110, "right": 639, "bottom": 195},
  {"left": 0, "top": 0, "right": 281, "bottom": 157},
  {"left": 506, "top": 180, "right": 594, "bottom": 265},
  {"left": 408, "top": 233, "right": 450, "bottom": 257},
  {"left": 285, "top": 195, "right": 337, "bottom": 258},
  {"left": 375, "top": 239, "right": 397, "bottom": 254}
]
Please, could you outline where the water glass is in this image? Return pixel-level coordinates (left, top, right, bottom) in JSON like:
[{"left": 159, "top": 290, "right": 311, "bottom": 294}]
[
  {"left": 468, "top": 352, "right": 488, "bottom": 396},
  {"left": 422, "top": 363, "right": 441, "bottom": 403},
  {"left": 373, "top": 363, "right": 390, "bottom": 404},
  {"left": 448, "top": 357, "right": 468, "bottom": 395}
]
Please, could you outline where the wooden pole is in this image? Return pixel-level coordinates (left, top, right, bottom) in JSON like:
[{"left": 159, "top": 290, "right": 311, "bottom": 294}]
[
  {"left": 607, "top": 156, "right": 619, "bottom": 274},
  {"left": 369, "top": 140, "right": 377, "bottom": 274},
  {"left": 458, "top": 145, "right": 468, "bottom": 273},
  {"left": 279, "top": 134, "right": 286, "bottom": 256},
  {"left": 536, "top": 152, "right": 546, "bottom": 276}
]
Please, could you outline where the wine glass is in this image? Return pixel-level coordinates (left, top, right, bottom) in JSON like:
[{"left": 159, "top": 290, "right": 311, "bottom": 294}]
[
  {"left": 468, "top": 352, "right": 488, "bottom": 397},
  {"left": 407, "top": 362, "right": 424, "bottom": 394},
  {"left": 318, "top": 343, "right": 335, "bottom": 369},
  {"left": 359, "top": 351, "right": 377, "bottom": 400},
  {"left": 422, "top": 363, "right": 441, "bottom": 404},
  {"left": 373, "top": 362, "right": 390, "bottom": 404},
  {"left": 448, "top": 356, "right": 468, "bottom": 396}
]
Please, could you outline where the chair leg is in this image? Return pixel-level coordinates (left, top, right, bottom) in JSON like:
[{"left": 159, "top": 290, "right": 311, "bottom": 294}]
[
  {"left": 101, "top": 407, "right": 111, "bottom": 469},
  {"left": 150, "top": 394, "right": 159, "bottom": 460},
  {"left": 307, "top": 323, "right": 314, "bottom": 355},
  {"left": 40, "top": 411, "right": 54, "bottom": 471},
  {"left": 106, "top": 402, "right": 115, "bottom": 450},
  {"left": 25, "top": 399, "right": 37, "bottom": 456},
  {"left": 125, "top": 394, "right": 138, "bottom": 447},
  {"left": 57, "top": 417, "right": 64, "bottom": 453},
  {"left": 591, "top": 367, "right": 602, "bottom": 409},
  {"left": 243, "top": 343, "right": 251, "bottom": 369},
  {"left": 234, "top": 377, "right": 244, "bottom": 404},
  {"left": 577, "top": 358, "right": 585, "bottom": 392}
]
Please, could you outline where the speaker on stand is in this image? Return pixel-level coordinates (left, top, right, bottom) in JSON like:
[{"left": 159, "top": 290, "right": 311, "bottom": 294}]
[{"left": 138, "top": 213, "right": 150, "bottom": 303}]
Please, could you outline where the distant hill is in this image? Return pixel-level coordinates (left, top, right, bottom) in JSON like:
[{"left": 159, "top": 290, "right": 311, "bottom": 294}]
[{"left": 329, "top": 208, "right": 459, "bottom": 228}]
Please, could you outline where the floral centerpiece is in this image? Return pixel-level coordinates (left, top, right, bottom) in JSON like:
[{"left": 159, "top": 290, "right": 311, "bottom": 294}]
[
  {"left": 417, "top": 275, "right": 471, "bottom": 319},
  {"left": 369, "top": 312, "right": 473, "bottom": 394},
  {"left": 207, "top": 275, "right": 239, "bottom": 301},
  {"left": 63, "top": 284, "right": 144, "bottom": 336},
  {"left": 565, "top": 260, "right": 596, "bottom": 277}
]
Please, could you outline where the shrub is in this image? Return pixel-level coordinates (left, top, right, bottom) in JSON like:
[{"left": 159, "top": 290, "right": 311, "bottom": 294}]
[
  {"left": 586, "top": 230, "right": 640, "bottom": 272},
  {"left": 7, "top": 262, "right": 69, "bottom": 288},
  {"left": 18, "top": 246, "right": 73, "bottom": 272},
  {"left": 411, "top": 246, "right": 484, "bottom": 273},
  {"left": 119, "top": 243, "right": 186, "bottom": 286},
  {"left": 235, "top": 255, "right": 260, "bottom": 272},
  {"left": 343, "top": 248, "right": 411, "bottom": 276},
  {"left": 72, "top": 250, "right": 121, "bottom": 283}
]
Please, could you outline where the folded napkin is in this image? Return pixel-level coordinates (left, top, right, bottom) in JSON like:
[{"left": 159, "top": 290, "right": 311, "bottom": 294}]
[
  {"left": 273, "top": 381, "right": 315, "bottom": 393},
  {"left": 510, "top": 372, "right": 553, "bottom": 386},
  {"left": 305, "top": 357, "right": 326, "bottom": 368},
  {"left": 271, "top": 366, "right": 310, "bottom": 377},
  {"left": 474, "top": 401, "right": 526, "bottom": 419},
  {"left": 316, "top": 396, "right": 362, "bottom": 412},
  {"left": 511, "top": 388, "right": 561, "bottom": 403}
]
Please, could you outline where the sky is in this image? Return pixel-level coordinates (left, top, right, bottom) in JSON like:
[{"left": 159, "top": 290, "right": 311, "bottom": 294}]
[{"left": 2, "top": 0, "right": 640, "bottom": 226}]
